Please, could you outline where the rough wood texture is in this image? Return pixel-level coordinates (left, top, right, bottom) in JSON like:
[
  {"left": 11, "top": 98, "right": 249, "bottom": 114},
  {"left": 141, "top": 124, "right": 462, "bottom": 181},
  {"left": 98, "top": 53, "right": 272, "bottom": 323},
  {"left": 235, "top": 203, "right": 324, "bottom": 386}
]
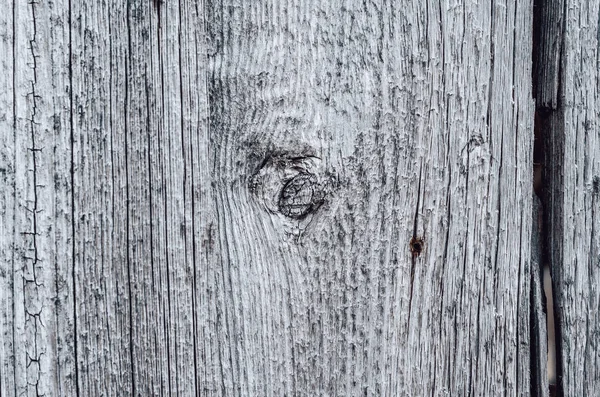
[
  {"left": 532, "top": 0, "right": 564, "bottom": 110},
  {"left": 539, "top": 0, "right": 600, "bottom": 394},
  {"left": 0, "top": 0, "right": 75, "bottom": 395},
  {"left": 532, "top": 195, "right": 550, "bottom": 397},
  {"left": 0, "top": 0, "right": 542, "bottom": 395},
  {"left": 69, "top": 0, "right": 209, "bottom": 394},
  {"left": 205, "top": 0, "right": 537, "bottom": 394}
]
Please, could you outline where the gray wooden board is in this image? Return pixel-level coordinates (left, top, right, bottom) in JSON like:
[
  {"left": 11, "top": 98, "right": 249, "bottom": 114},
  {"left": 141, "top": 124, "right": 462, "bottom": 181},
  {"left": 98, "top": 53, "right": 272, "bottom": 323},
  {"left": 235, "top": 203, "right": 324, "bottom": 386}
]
[
  {"left": 540, "top": 0, "right": 600, "bottom": 394},
  {"left": 205, "top": 0, "right": 536, "bottom": 395},
  {"left": 0, "top": 0, "right": 76, "bottom": 395},
  {"left": 0, "top": 0, "right": 544, "bottom": 395}
]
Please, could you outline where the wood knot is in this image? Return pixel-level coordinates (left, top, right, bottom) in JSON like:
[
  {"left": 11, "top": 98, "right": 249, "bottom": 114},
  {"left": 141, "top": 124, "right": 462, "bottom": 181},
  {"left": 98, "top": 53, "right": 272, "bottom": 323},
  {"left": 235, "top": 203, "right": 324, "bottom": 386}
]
[
  {"left": 278, "top": 173, "right": 323, "bottom": 219},
  {"left": 247, "top": 150, "right": 332, "bottom": 222},
  {"left": 410, "top": 237, "right": 424, "bottom": 256}
]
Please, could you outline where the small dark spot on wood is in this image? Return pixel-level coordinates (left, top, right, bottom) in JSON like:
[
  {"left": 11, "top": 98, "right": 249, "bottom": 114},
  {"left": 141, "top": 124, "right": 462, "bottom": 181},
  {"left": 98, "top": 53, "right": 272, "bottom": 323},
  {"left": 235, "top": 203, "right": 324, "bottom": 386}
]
[
  {"left": 593, "top": 176, "right": 600, "bottom": 195},
  {"left": 52, "top": 114, "right": 61, "bottom": 132},
  {"left": 203, "top": 222, "right": 215, "bottom": 251},
  {"left": 278, "top": 173, "right": 323, "bottom": 219},
  {"left": 410, "top": 237, "right": 424, "bottom": 256}
]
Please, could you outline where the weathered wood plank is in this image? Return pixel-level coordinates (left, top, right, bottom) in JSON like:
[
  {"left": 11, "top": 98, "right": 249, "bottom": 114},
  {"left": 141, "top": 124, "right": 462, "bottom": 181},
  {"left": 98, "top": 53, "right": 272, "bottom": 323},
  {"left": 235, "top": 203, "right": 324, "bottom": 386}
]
[
  {"left": 205, "top": 0, "right": 536, "bottom": 395},
  {"left": 0, "top": 1, "right": 16, "bottom": 393},
  {"left": 0, "top": 0, "right": 76, "bottom": 395},
  {"left": 0, "top": 0, "right": 544, "bottom": 395},
  {"left": 540, "top": 0, "right": 600, "bottom": 394},
  {"left": 70, "top": 1, "right": 133, "bottom": 393},
  {"left": 69, "top": 0, "right": 209, "bottom": 394}
]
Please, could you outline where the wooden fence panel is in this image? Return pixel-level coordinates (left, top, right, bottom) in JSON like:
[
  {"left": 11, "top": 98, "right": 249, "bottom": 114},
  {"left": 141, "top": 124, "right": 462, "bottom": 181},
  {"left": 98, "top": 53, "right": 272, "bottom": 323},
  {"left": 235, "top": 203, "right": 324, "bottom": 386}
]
[
  {"left": 538, "top": 0, "right": 600, "bottom": 394},
  {"left": 0, "top": 0, "right": 546, "bottom": 395}
]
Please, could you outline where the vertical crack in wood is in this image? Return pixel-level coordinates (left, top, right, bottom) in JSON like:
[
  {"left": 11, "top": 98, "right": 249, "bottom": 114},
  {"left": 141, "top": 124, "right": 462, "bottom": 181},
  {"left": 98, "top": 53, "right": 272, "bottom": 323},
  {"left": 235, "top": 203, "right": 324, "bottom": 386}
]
[
  {"left": 532, "top": 0, "right": 566, "bottom": 394},
  {"left": 23, "top": 1, "right": 45, "bottom": 394},
  {"left": 530, "top": 193, "right": 550, "bottom": 397},
  {"left": 67, "top": 0, "right": 80, "bottom": 392},
  {"left": 407, "top": 162, "right": 423, "bottom": 329},
  {"left": 181, "top": 3, "right": 201, "bottom": 388},
  {"left": 125, "top": 2, "right": 137, "bottom": 394},
  {"left": 11, "top": 0, "right": 18, "bottom": 393},
  {"left": 544, "top": 115, "right": 565, "bottom": 397},
  {"left": 177, "top": 0, "right": 189, "bottom": 389}
]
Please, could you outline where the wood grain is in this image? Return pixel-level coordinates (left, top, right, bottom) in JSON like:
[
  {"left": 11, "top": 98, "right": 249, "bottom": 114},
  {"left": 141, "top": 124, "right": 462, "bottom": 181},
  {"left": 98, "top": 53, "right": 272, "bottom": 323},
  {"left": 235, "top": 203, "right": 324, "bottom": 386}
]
[
  {"left": 205, "top": 0, "right": 536, "bottom": 395},
  {"left": 0, "top": 0, "right": 544, "bottom": 395},
  {"left": 538, "top": 0, "right": 600, "bottom": 394},
  {"left": 0, "top": 0, "right": 75, "bottom": 395},
  {"left": 69, "top": 0, "right": 209, "bottom": 394}
]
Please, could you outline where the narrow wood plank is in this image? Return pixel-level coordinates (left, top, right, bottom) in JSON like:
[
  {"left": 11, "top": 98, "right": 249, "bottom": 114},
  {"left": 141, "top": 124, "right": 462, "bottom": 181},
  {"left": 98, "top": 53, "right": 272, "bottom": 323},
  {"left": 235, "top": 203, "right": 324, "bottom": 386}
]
[
  {"left": 70, "top": 0, "right": 209, "bottom": 394},
  {"left": 70, "top": 2, "right": 132, "bottom": 393},
  {"left": 0, "top": 0, "right": 16, "bottom": 394},
  {"left": 204, "top": 0, "right": 536, "bottom": 395},
  {"left": 541, "top": 0, "right": 600, "bottom": 394},
  {"left": 48, "top": 0, "right": 78, "bottom": 394},
  {"left": 0, "top": 0, "right": 76, "bottom": 395}
]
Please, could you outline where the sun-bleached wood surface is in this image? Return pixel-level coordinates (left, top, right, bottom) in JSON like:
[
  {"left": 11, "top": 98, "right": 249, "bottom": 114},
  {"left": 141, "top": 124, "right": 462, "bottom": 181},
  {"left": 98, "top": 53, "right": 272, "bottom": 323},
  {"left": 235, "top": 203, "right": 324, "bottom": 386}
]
[
  {"left": 536, "top": 0, "right": 600, "bottom": 394},
  {"left": 0, "top": 0, "right": 548, "bottom": 395}
]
